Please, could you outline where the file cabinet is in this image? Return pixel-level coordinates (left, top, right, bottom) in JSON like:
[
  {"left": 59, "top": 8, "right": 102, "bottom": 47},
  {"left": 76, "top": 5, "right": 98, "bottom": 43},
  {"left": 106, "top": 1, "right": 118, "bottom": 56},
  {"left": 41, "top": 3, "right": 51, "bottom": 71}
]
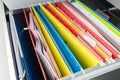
[
  {"left": 0, "top": 0, "right": 120, "bottom": 80},
  {"left": 107, "top": 0, "right": 120, "bottom": 10},
  {"left": 0, "top": 0, "right": 16, "bottom": 80}
]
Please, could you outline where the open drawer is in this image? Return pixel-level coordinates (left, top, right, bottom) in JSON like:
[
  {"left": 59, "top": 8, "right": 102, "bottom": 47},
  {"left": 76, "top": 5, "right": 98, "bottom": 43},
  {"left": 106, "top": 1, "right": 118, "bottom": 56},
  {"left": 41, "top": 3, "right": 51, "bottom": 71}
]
[{"left": 1, "top": 0, "right": 120, "bottom": 80}]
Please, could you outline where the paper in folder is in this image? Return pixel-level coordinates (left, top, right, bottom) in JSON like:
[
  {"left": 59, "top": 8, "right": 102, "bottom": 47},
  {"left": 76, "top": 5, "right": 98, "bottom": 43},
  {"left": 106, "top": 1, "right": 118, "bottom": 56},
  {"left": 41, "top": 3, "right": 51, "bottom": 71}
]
[
  {"left": 31, "top": 7, "right": 62, "bottom": 77},
  {"left": 33, "top": 6, "right": 72, "bottom": 73},
  {"left": 34, "top": 6, "right": 82, "bottom": 73},
  {"left": 23, "top": 8, "right": 58, "bottom": 80},
  {"left": 31, "top": 7, "right": 71, "bottom": 77},
  {"left": 39, "top": 5, "right": 100, "bottom": 69},
  {"left": 30, "top": 8, "right": 61, "bottom": 78},
  {"left": 13, "top": 14, "right": 46, "bottom": 80}
]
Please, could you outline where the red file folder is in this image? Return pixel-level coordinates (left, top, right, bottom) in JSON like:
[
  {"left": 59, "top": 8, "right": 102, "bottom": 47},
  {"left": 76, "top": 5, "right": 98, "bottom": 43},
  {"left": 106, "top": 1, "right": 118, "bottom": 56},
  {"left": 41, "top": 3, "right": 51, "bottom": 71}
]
[
  {"left": 55, "top": 2, "right": 119, "bottom": 59},
  {"left": 44, "top": 4, "right": 106, "bottom": 62}
]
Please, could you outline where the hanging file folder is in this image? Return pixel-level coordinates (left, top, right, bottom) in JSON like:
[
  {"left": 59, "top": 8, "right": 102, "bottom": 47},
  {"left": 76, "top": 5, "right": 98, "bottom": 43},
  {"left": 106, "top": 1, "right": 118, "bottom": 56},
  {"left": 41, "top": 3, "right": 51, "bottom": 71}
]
[
  {"left": 45, "top": 4, "right": 108, "bottom": 62},
  {"left": 30, "top": 8, "right": 61, "bottom": 78},
  {"left": 31, "top": 7, "right": 71, "bottom": 77},
  {"left": 62, "top": 1, "right": 120, "bottom": 59},
  {"left": 62, "top": 1, "right": 112, "bottom": 58},
  {"left": 49, "top": 2, "right": 113, "bottom": 62},
  {"left": 34, "top": 7, "right": 73, "bottom": 73},
  {"left": 23, "top": 9, "right": 58, "bottom": 80},
  {"left": 49, "top": 2, "right": 111, "bottom": 59},
  {"left": 13, "top": 13, "right": 46, "bottom": 80},
  {"left": 74, "top": 0, "right": 120, "bottom": 37},
  {"left": 73, "top": 0, "right": 120, "bottom": 46},
  {"left": 70, "top": 1, "right": 120, "bottom": 50},
  {"left": 4, "top": 0, "right": 120, "bottom": 79},
  {"left": 34, "top": 6, "right": 82, "bottom": 73},
  {"left": 40, "top": 5, "right": 100, "bottom": 69},
  {"left": 65, "top": 2, "right": 120, "bottom": 52}
]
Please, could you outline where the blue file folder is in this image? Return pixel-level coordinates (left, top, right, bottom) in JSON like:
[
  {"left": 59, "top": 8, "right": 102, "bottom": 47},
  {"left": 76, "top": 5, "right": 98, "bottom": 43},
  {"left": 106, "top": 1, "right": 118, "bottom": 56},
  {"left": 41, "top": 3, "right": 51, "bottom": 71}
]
[
  {"left": 34, "top": 6, "right": 82, "bottom": 73},
  {"left": 13, "top": 14, "right": 45, "bottom": 80}
]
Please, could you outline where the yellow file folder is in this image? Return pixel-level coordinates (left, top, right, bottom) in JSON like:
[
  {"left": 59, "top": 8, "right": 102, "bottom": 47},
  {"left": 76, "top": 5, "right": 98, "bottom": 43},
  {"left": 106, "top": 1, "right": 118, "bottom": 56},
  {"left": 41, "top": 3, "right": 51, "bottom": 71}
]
[
  {"left": 31, "top": 7, "right": 70, "bottom": 77},
  {"left": 48, "top": 3, "right": 110, "bottom": 60},
  {"left": 30, "top": 8, "right": 61, "bottom": 78},
  {"left": 40, "top": 5, "right": 100, "bottom": 69},
  {"left": 48, "top": 3, "right": 80, "bottom": 33}
]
